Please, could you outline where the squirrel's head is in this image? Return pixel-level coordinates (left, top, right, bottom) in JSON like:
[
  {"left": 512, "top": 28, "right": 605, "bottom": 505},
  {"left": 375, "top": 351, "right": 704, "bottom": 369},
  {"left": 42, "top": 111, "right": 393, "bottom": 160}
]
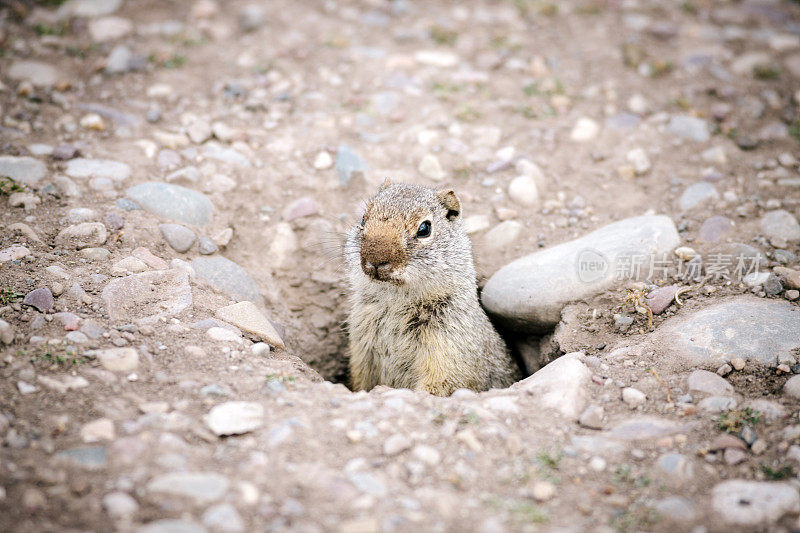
[{"left": 349, "top": 180, "right": 470, "bottom": 286}]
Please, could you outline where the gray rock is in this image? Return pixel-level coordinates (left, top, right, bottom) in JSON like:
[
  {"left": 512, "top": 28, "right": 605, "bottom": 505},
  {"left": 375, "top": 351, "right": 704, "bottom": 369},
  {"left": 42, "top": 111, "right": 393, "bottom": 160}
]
[
  {"left": 8, "top": 61, "right": 61, "bottom": 87},
  {"left": 55, "top": 446, "right": 107, "bottom": 469},
  {"left": 205, "top": 402, "right": 263, "bottom": 436},
  {"left": 605, "top": 416, "right": 694, "bottom": 441},
  {"left": 65, "top": 158, "right": 131, "bottom": 181},
  {"left": 648, "top": 296, "right": 800, "bottom": 370},
  {"left": 336, "top": 145, "right": 368, "bottom": 186},
  {"left": 711, "top": 480, "right": 800, "bottom": 526},
  {"left": 656, "top": 453, "right": 695, "bottom": 487},
  {"left": 52, "top": 143, "right": 79, "bottom": 160},
  {"left": 146, "top": 472, "right": 229, "bottom": 503},
  {"left": 137, "top": 520, "right": 207, "bottom": 533},
  {"left": 761, "top": 210, "right": 800, "bottom": 242},
  {"left": 57, "top": 0, "right": 122, "bottom": 18},
  {"left": 482, "top": 216, "right": 680, "bottom": 332},
  {"left": 202, "top": 503, "right": 244, "bottom": 533},
  {"left": 198, "top": 237, "right": 217, "bottom": 255},
  {"left": 116, "top": 198, "right": 139, "bottom": 211},
  {"left": 784, "top": 375, "right": 800, "bottom": 399},
  {"left": 511, "top": 352, "right": 590, "bottom": 420},
  {"left": 105, "top": 45, "right": 132, "bottom": 73},
  {"left": 654, "top": 496, "right": 696, "bottom": 524},
  {"left": 102, "top": 269, "right": 192, "bottom": 323},
  {"left": 54, "top": 175, "right": 81, "bottom": 197},
  {"left": 0, "top": 156, "right": 47, "bottom": 187},
  {"left": 126, "top": 182, "right": 213, "bottom": 226},
  {"left": 615, "top": 314, "right": 634, "bottom": 331},
  {"left": 238, "top": 4, "right": 265, "bottom": 32},
  {"left": 697, "top": 396, "right": 738, "bottom": 414},
  {"left": 192, "top": 257, "right": 263, "bottom": 304},
  {"left": 678, "top": 182, "right": 718, "bottom": 211},
  {"left": 105, "top": 212, "right": 124, "bottom": 230},
  {"left": 23, "top": 288, "right": 54, "bottom": 313},
  {"left": 715, "top": 242, "right": 768, "bottom": 270},
  {"left": 764, "top": 274, "right": 783, "bottom": 296},
  {"left": 744, "top": 399, "right": 787, "bottom": 422},
  {"left": 687, "top": 370, "right": 734, "bottom": 396},
  {"left": 699, "top": 216, "right": 733, "bottom": 243},
  {"left": 65, "top": 331, "right": 88, "bottom": 344},
  {"left": 666, "top": 115, "right": 710, "bottom": 142},
  {"left": 159, "top": 224, "right": 196, "bottom": 253}
]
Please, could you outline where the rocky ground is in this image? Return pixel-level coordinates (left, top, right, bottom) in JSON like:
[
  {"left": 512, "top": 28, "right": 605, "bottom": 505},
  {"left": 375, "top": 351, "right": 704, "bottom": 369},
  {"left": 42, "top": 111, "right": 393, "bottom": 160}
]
[{"left": 1, "top": 0, "right": 800, "bottom": 531}]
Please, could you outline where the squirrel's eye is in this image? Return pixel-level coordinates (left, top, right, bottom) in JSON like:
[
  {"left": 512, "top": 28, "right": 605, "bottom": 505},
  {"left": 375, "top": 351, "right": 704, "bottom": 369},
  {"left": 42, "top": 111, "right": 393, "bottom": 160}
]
[{"left": 416, "top": 220, "right": 432, "bottom": 238}]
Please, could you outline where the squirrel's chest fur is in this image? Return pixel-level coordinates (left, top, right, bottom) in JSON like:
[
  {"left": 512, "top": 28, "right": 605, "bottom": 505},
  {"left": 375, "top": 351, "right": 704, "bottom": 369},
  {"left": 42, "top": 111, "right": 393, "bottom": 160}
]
[{"left": 347, "top": 282, "right": 472, "bottom": 392}]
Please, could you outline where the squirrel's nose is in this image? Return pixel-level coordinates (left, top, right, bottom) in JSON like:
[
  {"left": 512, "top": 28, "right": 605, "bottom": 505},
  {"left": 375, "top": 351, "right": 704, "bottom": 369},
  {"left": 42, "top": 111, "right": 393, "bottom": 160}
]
[{"left": 362, "top": 260, "right": 393, "bottom": 280}]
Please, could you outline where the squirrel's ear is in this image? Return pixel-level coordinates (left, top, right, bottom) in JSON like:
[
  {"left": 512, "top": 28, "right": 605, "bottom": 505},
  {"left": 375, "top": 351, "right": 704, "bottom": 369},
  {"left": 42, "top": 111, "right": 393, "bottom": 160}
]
[
  {"left": 379, "top": 177, "right": 392, "bottom": 191},
  {"left": 437, "top": 189, "right": 460, "bottom": 220}
]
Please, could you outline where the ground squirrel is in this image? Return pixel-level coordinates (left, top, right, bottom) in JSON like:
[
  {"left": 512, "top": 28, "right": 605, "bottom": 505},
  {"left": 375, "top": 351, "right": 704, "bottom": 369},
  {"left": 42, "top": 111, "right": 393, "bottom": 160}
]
[{"left": 345, "top": 181, "right": 521, "bottom": 396}]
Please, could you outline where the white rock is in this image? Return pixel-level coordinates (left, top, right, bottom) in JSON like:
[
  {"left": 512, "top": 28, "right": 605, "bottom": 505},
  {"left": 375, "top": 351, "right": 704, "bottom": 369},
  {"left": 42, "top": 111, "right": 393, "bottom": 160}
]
[
  {"left": 36, "top": 375, "right": 88, "bottom": 393},
  {"left": 482, "top": 221, "right": 522, "bottom": 251},
  {"left": 212, "top": 122, "right": 236, "bottom": 142},
  {"left": 251, "top": 342, "right": 270, "bottom": 356},
  {"left": 215, "top": 301, "right": 284, "bottom": 349},
  {"left": 626, "top": 148, "right": 651, "bottom": 175},
  {"left": 111, "top": 257, "right": 148, "bottom": 276},
  {"left": 186, "top": 120, "right": 212, "bottom": 144},
  {"left": 463, "top": 215, "right": 490, "bottom": 235},
  {"left": 207, "top": 327, "right": 242, "bottom": 343},
  {"left": 411, "top": 445, "right": 441, "bottom": 466},
  {"left": 313, "top": 151, "right": 333, "bottom": 170},
  {"left": 414, "top": 50, "right": 459, "bottom": 67},
  {"left": 88, "top": 16, "right": 132, "bottom": 41},
  {"left": 702, "top": 146, "right": 727, "bottom": 165},
  {"left": 205, "top": 401, "right": 264, "bottom": 436},
  {"left": 712, "top": 480, "right": 800, "bottom": 526},
  {"left": 8, "top": 61, "right": 61, "bottom": 87},
  {"left": 622, "top": 387, "right": 647, "bottom": 407},
  {"left": 103, "top": 492, "right": 139, "bottom": 518},
  {"left": 627, "top": 94, "right": 649, "bottom": 115},
  {"left": 482, "top": 215, "right": 679, "bottom": 332},
  {"left": 531, "top": 481, "right": 556, "bottom": 502},
  {"left": 418, "top": 154, "right": 445, "bottom": 181},
  {"left": 0, "top": 319, "right": 15, "bottom": 344},
  {"left": 383, "top": 434, "right": 412, "bottom": 455},
  {"left": 483, "top": 395, "right": 519, "bottom": 414},
  {"left": 512, "top": 352, "right": 590, "bottom": 420},
  {"left": 95, "top": 348, "right": 139, "bottom": 372},
  {"left": 674, "top": 246, "right": 696, "bottom": 261},
  {"left": 508, "top": 175, "right": 539, "bottom": 206},
  {"left": 0, "top": 245, "right": 31, "bottom": 263},
  {"left": 80, "top": 113, "right": 106, "bottom": 131},
  {"left": 17, "top": 381, "right": 36, "bottom": 395},
  {"left": 80, "top": 418, "right": 115, "bottom": 442},
  {"left": 570, "top": 117, "right": 599, "bottom": 141}
]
